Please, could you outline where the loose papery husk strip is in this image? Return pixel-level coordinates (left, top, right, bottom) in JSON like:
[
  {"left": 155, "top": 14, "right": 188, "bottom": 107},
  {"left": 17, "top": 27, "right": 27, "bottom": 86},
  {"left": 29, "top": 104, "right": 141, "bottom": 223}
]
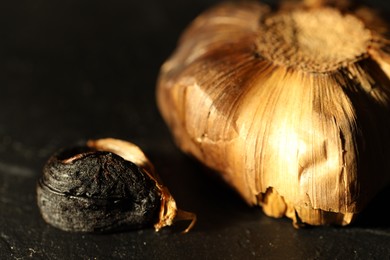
[{"left": 156, "top": 0, "right": 390, "bottom": 227}]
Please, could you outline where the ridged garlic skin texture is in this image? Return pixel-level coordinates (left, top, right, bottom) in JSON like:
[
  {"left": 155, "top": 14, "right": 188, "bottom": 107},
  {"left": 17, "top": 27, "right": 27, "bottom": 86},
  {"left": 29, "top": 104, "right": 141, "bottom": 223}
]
[{"left": 157, "top": 2, "right": 390, "bottom": 226}]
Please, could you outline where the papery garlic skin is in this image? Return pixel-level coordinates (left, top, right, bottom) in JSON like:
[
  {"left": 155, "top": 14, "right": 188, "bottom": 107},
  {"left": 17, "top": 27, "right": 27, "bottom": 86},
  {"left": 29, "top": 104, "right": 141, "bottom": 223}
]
[{"left": 157, "top": 1, "right": 390, "bottom": 226}]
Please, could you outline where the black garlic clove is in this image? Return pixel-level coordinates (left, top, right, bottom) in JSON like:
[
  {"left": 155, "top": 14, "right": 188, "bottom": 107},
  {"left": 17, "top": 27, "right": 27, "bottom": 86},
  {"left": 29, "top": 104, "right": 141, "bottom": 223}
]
[{"left": 36, "top": 138, "right": 196, "bottom": 233}]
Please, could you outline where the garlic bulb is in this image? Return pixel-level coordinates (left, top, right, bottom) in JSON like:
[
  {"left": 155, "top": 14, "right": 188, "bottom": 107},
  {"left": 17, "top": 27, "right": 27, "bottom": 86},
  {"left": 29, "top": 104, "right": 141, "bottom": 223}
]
[{"left": 156, "top": 0, "right": 390, "bottom": 227}]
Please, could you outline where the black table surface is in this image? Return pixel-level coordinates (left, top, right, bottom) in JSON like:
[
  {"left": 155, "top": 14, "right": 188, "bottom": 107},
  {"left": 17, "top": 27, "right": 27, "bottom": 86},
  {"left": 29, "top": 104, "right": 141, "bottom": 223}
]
[{"left": 1, "top": 0, "right": 390, "bottom": 259}]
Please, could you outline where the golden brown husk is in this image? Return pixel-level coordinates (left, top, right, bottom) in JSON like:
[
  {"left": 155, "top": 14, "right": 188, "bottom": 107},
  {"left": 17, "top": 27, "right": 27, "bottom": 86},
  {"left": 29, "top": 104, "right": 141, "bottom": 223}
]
[{"left": 156, "top": 1, "right": 390, "bottom": 226}]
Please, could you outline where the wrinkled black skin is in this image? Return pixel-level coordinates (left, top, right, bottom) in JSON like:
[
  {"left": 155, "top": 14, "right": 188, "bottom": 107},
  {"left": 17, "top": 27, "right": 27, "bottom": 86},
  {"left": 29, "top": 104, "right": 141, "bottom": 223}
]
[{"left": 37, "top": 146, "right": 161, "bottom": 233}]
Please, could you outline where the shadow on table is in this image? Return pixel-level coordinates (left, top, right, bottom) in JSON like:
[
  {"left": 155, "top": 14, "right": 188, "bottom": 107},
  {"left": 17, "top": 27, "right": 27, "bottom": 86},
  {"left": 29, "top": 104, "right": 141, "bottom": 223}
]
[
  {"left": 149, "top": 149, "right": 264, "bottom": 232},
  {"left": 352, "top": 185, "right": 390, "bottom": 228}
]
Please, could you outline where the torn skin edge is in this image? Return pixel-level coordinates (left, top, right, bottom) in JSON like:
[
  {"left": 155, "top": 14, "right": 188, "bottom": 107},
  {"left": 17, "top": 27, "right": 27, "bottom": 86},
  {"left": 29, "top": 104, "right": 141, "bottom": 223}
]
[{"left": 257, "top": 187, "right": 356, "bottom": 228}]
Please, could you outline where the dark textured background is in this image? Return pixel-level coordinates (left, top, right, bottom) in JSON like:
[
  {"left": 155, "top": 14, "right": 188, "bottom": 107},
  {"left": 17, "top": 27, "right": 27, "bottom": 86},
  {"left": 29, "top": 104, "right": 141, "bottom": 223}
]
[{"left": 1, "top": 0, "right": 390, "bottom": 259}]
